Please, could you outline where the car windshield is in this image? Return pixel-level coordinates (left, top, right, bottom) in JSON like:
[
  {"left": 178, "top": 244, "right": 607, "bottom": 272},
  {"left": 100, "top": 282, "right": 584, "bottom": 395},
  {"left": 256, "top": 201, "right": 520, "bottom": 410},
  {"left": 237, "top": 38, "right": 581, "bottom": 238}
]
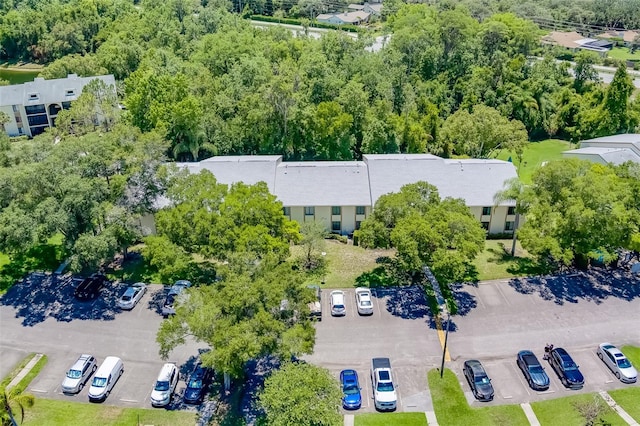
[
  {"left": 67, "top": 369, "right": 82, "bottom": 379},
  {"left": 475, "top": 376, "right": 490, "bottom": 384},
  {"left": 343, "top": 383, "right": 359, "bottom": 395},
  {"left": 155, "top": 381, "right": 170, "bottom": 391},
  {"left": 335, "top": 304, "right": 344, "bottom": 309},
  {"left": 617, "top": 358, "right": 632, "bottom": 368},
  {"left": 377, "top": 382, "right": 394, "bottom": 392},
  {"left": 121, "top": 294, "right": 132, "bottom": 301},
  {"left": 92, "top": 377, "right": 107, "bottom": 387},
  {"left": 360, "top": 300, "right": 372, "bottom": 306},
  {"left": 188, "top": 379, "right": 203, "bottom": 389}
]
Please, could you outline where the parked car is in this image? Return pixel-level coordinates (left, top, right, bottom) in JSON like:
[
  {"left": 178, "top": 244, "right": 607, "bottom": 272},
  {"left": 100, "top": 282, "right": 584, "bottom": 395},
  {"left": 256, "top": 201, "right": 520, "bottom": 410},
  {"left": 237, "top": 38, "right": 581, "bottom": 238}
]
[
  {"left": 162, "top": 280, "right": 192, "bottom": 317},
  {"left": 307, "top": 285, "right": 322, "bottom": 321},
  {"left": 150, "top": 363, "right": 179, "bottom": 407},
  {"left": 463, "top": 360, "right": 494, "bottom": 401},
  {"left": 355, "top": 287, "right": 373, "bottom": 315},
  {"left": 517, "top": 350, "right": 550, "bottom": 391},
  {"left": 88, "top": 356, "right": 124, "bottom": 402},
  {"left": 184, "top": 364, "right": 213, "bottom": 404},
  {"left": 117, "top": 282, "right": 147, "bottom": 310},
  {"left": 330, "top": 290, "right": 346, "bottom": 316},
  {"left": 74, "top": 274, "right": 107, "bottom": 300},
  {"left": 597, "top": 343, "right": 638, "bottom": 383},
  {"left": 61, "top": 354, "right": 97, "bottom": 394},
  {"left": 340, "top": 369, "right": 362, "bottom": 409},
  {"left": 548, "top": 347, "right": 584, "bottom": 389}
]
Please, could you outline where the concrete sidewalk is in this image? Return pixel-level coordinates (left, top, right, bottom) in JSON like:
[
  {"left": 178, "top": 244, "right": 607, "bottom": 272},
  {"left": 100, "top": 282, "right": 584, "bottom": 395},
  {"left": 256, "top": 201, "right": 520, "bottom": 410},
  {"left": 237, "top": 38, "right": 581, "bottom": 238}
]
[{"left": 6, "top": 353, "right": 44, "bottom": 390}]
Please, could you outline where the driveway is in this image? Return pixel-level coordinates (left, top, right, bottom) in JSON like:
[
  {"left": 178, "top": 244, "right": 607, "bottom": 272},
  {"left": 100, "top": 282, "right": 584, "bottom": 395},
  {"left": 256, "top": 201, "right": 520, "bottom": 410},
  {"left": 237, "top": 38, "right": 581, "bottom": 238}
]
[
  {"left": 304, "top": 286, "right": 442, "bottom": 413},
  {"left": 449, "top": 272, "right": 640, "bottom": 405},
  {"left": 0, "top": 274, "right": 204, "bottom": 409}
]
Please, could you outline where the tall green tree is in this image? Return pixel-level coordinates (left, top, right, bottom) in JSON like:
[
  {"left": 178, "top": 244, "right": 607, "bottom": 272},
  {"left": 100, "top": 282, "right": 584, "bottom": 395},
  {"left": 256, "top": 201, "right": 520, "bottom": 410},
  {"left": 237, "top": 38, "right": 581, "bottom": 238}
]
[{"left": 258, "top": 362, "right": 341, "bottom": 426}]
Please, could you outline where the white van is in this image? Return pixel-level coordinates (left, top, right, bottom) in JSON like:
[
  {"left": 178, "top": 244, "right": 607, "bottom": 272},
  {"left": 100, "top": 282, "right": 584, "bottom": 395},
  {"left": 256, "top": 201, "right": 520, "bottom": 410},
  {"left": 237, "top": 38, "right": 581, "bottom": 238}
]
[{"left": 88, "top": 356, "right": 124, "bottom": 402}]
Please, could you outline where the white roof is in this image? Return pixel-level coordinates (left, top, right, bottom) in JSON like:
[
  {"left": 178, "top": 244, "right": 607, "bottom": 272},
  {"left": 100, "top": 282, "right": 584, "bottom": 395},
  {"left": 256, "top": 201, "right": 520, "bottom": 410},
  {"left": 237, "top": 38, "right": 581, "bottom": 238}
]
[
  {"left": 0, "top": 74, "right": 116, "bottom": 107},
  {"left": 275, "top": 161, "right": 371, "bottom": 206},
  {"left": 169, "top": 154, "right": 518, "bottom": 208},
  {"left": 563, "top": 147, "right": 640, "bottom": 165},
  {"left": 364, "top": 154, "right": 518, "bottom": 206},
  {"left": 581, "top": 134, "right": 640, "bottom": 145}
]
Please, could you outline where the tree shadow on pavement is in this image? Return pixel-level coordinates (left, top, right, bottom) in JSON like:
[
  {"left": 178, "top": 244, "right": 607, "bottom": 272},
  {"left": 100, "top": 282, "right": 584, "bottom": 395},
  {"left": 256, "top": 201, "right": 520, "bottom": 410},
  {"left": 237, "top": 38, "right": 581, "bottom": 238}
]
[
  {"left": 376, "top": 286, "right": 432, "bottom": 320},
  {"left": 509, "top": 268, "right": 640, "bottom": 305},
  {"left": 0, "top": 272, "right": 126, "bottom": 326}
]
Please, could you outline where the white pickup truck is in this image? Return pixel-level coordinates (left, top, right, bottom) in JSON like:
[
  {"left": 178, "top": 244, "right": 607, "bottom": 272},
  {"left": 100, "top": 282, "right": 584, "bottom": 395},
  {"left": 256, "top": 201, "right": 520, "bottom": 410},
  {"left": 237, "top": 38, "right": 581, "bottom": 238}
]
[{"left": 371, "top": 357, "right": 397, "bottom": 411}]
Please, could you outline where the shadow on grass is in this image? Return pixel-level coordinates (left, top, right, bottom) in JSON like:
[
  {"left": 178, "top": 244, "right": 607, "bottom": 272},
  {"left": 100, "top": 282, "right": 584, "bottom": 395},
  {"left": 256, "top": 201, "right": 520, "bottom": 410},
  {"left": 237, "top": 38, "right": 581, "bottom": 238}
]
[
  {"left": 0, "top": 243, "right": 65, "bottom": 293},
  {"left": 484, "top": 244, "right": 550, "bottom": 277}
]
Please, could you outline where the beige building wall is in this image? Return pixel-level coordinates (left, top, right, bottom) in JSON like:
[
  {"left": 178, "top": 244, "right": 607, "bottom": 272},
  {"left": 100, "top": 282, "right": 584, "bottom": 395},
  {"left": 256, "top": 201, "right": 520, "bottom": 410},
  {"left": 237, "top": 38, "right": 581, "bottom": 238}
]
[
  {"left": 470, "top": 205, "right": 517, "bottom": 235},
  {"left": 285, "top": 205, "right": 370, "bottom": 235}
]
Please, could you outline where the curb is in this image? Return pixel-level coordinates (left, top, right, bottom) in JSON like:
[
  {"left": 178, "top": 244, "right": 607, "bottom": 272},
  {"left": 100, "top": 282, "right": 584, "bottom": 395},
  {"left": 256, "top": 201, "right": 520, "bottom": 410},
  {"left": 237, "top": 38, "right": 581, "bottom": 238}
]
[{"left": 7, "top": 353, "right": 44, "bottom": 390}]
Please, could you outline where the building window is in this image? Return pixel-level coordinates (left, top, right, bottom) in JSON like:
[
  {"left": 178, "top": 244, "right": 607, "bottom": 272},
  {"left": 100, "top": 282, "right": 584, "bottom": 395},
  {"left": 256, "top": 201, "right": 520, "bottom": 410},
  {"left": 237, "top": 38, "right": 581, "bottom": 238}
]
[
  {"left": 24, "top": 104, "right": 46, "bottom": 115},
  {"left": 505, "top": 221, "right": 515, "bottom": 231},
  {"left": 507, "top": 206, "right": 516, "bottom": 215},
  {"left": 482, "top": 206, "right": 492, "bottom": 216},
  {"left": 356, "top": 206, "right": 366, "bottom": 215},
  {"left": 481, "top": 222, "right": 490, "bottom": 231},
  {"left": 283, "top": 207, "right": 291, "bottom": 216},
  {"left": 62, "top": 101, "right": 72, "bottom": 110},
  {"left": 28, "top": 93, "right": 39, "bottom": 101},
  {"left": 65, "top": 89, "right": 75, "bottom": 96},
  {"left": 332, "top": 221, "right": 341, "bottom": 232},
  {"left": 304, "top": 206, "right": 315, "bottom": 216},
  {"left": 332, "top": 206, "right": 341, "bottom": 215},
  {"left": 355, "top": 221, "right": 361, "bottom": 230}
]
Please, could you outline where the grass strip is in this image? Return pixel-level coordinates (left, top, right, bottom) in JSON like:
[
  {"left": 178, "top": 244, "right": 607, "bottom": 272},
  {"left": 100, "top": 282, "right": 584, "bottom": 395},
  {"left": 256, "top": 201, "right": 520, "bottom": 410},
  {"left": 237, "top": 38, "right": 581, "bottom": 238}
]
[
  {"left": 23, "top": 399, "right": 196, "bottom": 426},
  {"left": 531, "top": 393, "right": 628, "bottom": 426},
  {"left": 0, "top": 352, "right": 37, "bottom": 389},
  {"left": 428, "top": 368, "right": 528, "bottom": 426},
  {"left": 12, "top": 354, "right": 48, "bottom": 394},
  {"left": 608, "top": 387, "right": 640, "bottom": 423},
  {"left": 355, "top": 412, "right": 428, "bottom": 426}
]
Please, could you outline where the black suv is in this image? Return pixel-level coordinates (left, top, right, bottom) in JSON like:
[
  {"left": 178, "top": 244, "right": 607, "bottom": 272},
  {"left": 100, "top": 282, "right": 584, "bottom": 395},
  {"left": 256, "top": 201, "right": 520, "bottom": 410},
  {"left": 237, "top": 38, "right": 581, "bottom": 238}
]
[
  {"left": 74, "top": 274, "right": 107, "bottom": 300},
  {"left": 183, "top": 364, "right": 213, "bottom": 404},
  {"left": 463, "top": 359, "right": 494, "bottom": 401},
  {"left": 548, "top": 347, "right": 584, "bottom": 389}
]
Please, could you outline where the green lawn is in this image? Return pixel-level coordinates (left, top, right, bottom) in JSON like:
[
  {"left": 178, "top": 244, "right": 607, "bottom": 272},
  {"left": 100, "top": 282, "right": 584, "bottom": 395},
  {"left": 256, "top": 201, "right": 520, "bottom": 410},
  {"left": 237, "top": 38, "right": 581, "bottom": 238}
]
[
  {"left": 0, "top": 251, "right": 8, "bottom": 268},
  {"left": 474, "top": 240, "right": 547, "bottom": 281},
  {"left": 291, "top": 240, "right": 395, "bottom": 288},
  {"left": 608, "top": 47, "right": 640, "bottom": 61},
  {"left": 428, "top": 369, "right": 529, "bottom": 426},
  {"left": 608, "top": 387, "right": 640, "bottom": 423},
  {"left": 355, "top": 412, "right": 428, "bottom": 426},
  {"left": 23, "top": 399, "right": 196, "bottom": 426},
  {"left": 496, "top": 139, "right": 573, "bottom": 184},
  {"left": 531, "top": 393, "right": 627, "bottom": 426}
]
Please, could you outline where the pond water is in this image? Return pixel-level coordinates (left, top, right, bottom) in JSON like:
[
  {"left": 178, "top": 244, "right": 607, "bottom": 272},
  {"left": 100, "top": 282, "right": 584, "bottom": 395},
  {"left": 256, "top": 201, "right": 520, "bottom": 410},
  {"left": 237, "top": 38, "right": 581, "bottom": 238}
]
[{"left": 0, "top": 68, "right": 41, "bottom": 84}]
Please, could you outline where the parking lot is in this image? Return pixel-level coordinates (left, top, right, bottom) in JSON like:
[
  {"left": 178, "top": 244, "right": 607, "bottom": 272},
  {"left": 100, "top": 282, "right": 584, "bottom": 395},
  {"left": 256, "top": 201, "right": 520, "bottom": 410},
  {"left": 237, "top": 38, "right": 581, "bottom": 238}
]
[
  {"left": 1, "top": 271, "right": 639, "bottom": 415},
  {"left": 304, "top": 286, "right": 442, "bottom": 413},
  {"left": 0, "top": 274, "right": 204, "bottom": 409}
]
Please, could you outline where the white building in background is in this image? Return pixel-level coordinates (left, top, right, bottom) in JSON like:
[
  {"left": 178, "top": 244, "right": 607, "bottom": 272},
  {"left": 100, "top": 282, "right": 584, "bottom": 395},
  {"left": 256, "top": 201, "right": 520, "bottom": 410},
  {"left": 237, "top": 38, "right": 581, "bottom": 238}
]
[
  {"left": 144, "top": 154, "right": 518, "bottom": 236},
  {"left": 563, "top": 134, "right": 640, "bottom": 165},
  {"left": 0, "top": 73, "right": 116, "bottom": 137}
]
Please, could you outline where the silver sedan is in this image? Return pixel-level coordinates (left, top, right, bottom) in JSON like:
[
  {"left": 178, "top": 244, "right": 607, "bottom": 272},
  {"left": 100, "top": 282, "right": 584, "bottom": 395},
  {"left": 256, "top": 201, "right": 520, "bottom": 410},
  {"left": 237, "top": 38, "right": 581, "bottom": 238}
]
[
  {"left": 117, "top": 282, "right": 147, "bottom": 310},
  {"left": 355, "top": 287, "right": 374, "bottom": 315},
  {"left": 597, "top": 343, "right": 638, "bottom": 383}
]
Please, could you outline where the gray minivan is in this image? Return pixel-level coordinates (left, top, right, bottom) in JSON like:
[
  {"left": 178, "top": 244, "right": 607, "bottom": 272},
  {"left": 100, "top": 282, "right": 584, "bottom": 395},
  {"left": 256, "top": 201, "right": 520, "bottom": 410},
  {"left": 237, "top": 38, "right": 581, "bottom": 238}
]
[{"left": 88, "top": 356, "right": 124, "bottom": 402}]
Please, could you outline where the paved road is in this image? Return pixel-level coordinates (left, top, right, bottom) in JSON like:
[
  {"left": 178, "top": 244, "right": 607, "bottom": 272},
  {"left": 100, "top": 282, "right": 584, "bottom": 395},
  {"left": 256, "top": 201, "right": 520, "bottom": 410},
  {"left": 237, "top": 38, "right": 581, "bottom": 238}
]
[{"left": 0, "top": 274, "right": 202, "bottom": 408}]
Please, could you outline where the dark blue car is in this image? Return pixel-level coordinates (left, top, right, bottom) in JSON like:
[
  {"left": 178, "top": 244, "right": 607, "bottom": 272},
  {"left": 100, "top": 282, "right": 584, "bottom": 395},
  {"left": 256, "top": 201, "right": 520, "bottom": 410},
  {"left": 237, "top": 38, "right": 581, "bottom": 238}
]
[
  {"left": 183, "top": 364, "right": 213, "bottom": 404},
  {"left": 517, "top": 350, "right": 550, "bottom": 391},
  {"left": 549, "top": 347, "right": 584, "bottom": 389},
  {"left": 340, "top": 369, "right": 362, "bottom": 409}
]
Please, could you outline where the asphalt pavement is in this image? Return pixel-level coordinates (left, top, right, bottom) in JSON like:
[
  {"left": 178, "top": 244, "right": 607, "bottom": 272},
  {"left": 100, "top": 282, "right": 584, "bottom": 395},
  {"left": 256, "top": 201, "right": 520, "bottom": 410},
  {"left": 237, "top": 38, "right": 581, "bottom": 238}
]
[{"left": 0, "top": 275, "right": 203, "bottom": 408}]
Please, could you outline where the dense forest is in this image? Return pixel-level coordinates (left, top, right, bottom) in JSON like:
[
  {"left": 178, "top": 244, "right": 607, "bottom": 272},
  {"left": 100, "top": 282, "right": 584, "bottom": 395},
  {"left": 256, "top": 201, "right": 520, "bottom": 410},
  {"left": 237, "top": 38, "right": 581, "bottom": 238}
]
[{"left": 1, "top": 0, "right": 639, "bottom": 163}]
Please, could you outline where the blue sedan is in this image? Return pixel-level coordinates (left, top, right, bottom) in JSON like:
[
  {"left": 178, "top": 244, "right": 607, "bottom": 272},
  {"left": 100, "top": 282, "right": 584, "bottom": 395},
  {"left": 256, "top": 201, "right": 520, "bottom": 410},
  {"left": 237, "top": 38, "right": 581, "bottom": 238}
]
[{"left": 340, "top": 369, "right": 362, "bottom": 409}]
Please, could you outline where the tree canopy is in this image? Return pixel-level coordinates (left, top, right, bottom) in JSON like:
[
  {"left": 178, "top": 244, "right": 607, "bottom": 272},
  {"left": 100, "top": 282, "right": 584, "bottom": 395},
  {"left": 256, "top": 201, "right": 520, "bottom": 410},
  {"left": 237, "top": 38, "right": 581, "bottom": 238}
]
[
  {"left": 517, "top": 159, "right": 640, "bottom": 268},
  {"left": 358, "top": 182, "right": 485, "bottom": 284},
  {"left": 258, "top": 362, "right": 342, "bottom": 426}
]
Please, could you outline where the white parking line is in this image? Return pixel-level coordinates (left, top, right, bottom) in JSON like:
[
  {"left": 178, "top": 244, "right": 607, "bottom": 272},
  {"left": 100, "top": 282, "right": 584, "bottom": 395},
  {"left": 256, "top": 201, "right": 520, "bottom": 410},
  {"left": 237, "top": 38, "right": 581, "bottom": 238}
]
[
  {"left": 494, "top": 283, "right": 511, "bottom": 306},
  {"left": 509, "top": 362, "right": 531, "bottom": 396},
  {"left": 30, "top": 389, "right": 48, "bottom": 393},
  {"left": 119, "top": 398, "right": 139, "bottom": 403}
]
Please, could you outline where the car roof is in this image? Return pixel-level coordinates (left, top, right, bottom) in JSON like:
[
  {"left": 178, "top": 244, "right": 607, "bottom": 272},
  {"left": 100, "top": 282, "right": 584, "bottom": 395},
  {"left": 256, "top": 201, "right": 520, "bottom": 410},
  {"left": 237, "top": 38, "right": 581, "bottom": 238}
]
[
  {"left": 466, "top": 360, "right": 487, "bottom": 375},
  {"left": 355, "top": 287, "right": 371, "bottom": 294},
  {"left": 71, "top": 354, "right": 93, "bottom": 369},
  {"left": 158, "top": 363, "right": 176, "bottom": 380}
]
